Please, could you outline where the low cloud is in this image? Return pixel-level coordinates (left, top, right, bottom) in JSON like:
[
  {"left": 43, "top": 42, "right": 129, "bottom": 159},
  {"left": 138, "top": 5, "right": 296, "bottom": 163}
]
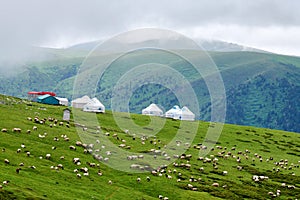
[{"left": 0, "top": 0, "right": 299, "bottom": 69}]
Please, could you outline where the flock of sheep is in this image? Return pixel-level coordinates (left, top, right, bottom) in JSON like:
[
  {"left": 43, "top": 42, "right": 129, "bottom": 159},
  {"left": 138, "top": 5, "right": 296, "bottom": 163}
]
[{"left": 1, "top": 111, "right": 299, "bottom": 199}]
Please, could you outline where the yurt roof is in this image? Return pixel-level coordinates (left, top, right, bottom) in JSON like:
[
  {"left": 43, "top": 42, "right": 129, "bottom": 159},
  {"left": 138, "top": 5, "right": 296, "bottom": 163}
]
[
  {"left": 143, "top": 103, "right": 163, "bottom": 112},
  {"left": 72, "top": 95, "right": 91, "bottom": 103}
]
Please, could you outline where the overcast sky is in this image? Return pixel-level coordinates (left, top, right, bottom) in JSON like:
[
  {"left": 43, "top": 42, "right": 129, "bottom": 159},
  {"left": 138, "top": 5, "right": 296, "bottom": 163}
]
[{"left": 1, "top": 0, "right": 300, "bottom": 64}]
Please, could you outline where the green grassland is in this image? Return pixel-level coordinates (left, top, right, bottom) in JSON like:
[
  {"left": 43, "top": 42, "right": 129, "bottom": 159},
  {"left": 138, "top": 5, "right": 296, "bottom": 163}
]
[{"left": 0, "top": 94, "right": 299, "bottom": 199}]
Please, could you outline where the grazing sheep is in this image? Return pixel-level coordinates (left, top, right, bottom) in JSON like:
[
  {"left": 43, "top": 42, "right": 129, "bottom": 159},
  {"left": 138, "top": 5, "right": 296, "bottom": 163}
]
[
  {"left": 108, "top": 180, "right": 112, "bottom": 184},
  {"left": 4, "top": 159, "right": 10, "bottom": 164},
  {"left": 276, "top": 189, "right": 281, "bottom": 196},
  {"left": 212, "top": 183, "right": 219, "bottom": 187},
  {"left": 80, "top": 167, "right": 89, "bottom": 173},
  {"left": 223, "top": 171, "right": 228, "bottom": 175},
  {"left": 1, "top": 128, "right": 8, "bottom": 132},
  {"left": 57, "top": 164, "right": 64, "bottom": 170},
  {"left": 69, "top": 146, "right": 76, "bottom": 150},
  {"left": 146, "top": 176, "right": 150, "bottom": 182},
  {"left": 77, "top": 173, "right": 81, "bottom": 178},
  {"left": 136, "top": 177, "right": 141, "bottom": 183},
  {"left": 12, "top": 128, "right": 21, "bottom": 133},
  {"left": 33, "top": 126, "right": 37, "bottom": 131},
  {"left": 38, "top": 134, "right": 45, "bottom": 138},
  {"left": 151, "top": 170, "right": 158, "bottom": 176},
  {"left": 268, "top": 191, "right": 274, "bottom": 196},
  {"left": 97, "top": 171, "right": 103, "bottom": 176},
  {"left": 197, "top": 157, "right": 204, "bottom": 161},
  {"left": 75, "top": 141, "right": 82, "bottom": 146},
  {"left": 19, "top": 162, "right": 24, "bottom": 166},
  {"left": 45, "top": 154, "right": 51, "bottom": 159},
  {"left": 73, "top": 158, "right": 80, "bottom": 164},
  {"left": 26, "top": 152, "right": 30, "bottom": 157},
  {"left": 17, "top": 148, "right": 21, "bottom": 153},
  {"left": 26, "top": 130, "right": 31, "bottom": 134},
  {"left": 287, "top": 185, "right": 295, "bottom": 189},
  {"left": 3, "top": 181, "right": 9, "bottom": 185},
  {"left": 166, "top": 175, "right": 172, "bottom": 179}
]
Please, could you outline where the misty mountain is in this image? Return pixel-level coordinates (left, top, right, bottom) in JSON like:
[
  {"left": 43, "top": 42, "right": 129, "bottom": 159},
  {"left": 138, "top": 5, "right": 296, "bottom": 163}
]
[
  {"left": 0, "top": 39, "right": 299, "bottom": 133},
  {"left": 68, "top": 38, "right": 269, "bottom": 54}
]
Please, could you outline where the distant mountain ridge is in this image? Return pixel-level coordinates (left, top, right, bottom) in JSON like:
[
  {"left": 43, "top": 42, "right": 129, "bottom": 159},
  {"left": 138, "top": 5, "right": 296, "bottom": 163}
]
[
  {"left": 68, "top": 38, "right": 270, "bottom": 54},
  {"left": 0, "top": 39, "right": 299, "bottom": 133}
]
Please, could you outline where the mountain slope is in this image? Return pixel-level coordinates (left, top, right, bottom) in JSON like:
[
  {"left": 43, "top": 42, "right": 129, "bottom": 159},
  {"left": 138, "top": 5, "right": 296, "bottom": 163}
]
[
  {"left": 0, "top": 94, "right": 299, "bottom": 199},
  {"left": 0, "top": 45, "right": 300, "bottom": 132}
]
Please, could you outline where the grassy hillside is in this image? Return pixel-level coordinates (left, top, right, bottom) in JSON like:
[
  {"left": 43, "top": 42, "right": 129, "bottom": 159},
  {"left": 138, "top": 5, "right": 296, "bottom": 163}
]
[
  {"left": 0, "top": 49, "right": 300, "bottom": 133},
  {"left": 0, "top": 94, "right": 299, "bottom": 199}
]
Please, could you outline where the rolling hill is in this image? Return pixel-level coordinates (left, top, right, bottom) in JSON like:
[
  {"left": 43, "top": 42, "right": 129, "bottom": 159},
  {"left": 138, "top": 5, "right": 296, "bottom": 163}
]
[
  {"left": 0, "top": 94, "right": 299, "bottom": 199},
  {"left": 0, "top": 40, "right": 300, "bottom": 133}
]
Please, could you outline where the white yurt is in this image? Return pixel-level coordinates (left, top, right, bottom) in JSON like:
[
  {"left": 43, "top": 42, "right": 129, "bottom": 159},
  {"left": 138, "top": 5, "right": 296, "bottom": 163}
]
[
  {"left": 174, "top": 106, "right": 195, "bottom": 121},
  {"left": 56, "top": 97, "right": 69, "bottom": 106},
  {"left": 165, "top": 105, "right": 181, "bottom": 118},
  {"left": 71, "top": 95, "right": 91, "bottom": 109},
  {"left": 142, "top": 103, "right": 163, "bottom": 116},
  {"left": 83, "top": 97, "right": 105, "bottom": 113}
]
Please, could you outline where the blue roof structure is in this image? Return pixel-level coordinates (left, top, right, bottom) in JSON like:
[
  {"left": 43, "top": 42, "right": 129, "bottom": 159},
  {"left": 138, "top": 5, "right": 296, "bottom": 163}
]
[{"left": 37, "top": 94, "right": 59, "bottom": 105}]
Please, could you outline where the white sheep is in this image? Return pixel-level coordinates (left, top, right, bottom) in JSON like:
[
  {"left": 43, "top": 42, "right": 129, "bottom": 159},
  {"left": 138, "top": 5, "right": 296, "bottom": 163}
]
[
  {"left": 1, "top": 128, "right": 8, "bottom": 132},
  {"left": 69, "top": 146, "right": 76, "bottom": 150},
  {"left": 73, "top": 158, "right": 80, "bottom": 164},
  {"left": 45, "top": 154, "right": 51, "bottom": 159},
  {"left": 12, "top": 128, "right": 21, "bottom": 133},
  {"left": 212, "top": 182, "right": 219, "bottom": 187}
]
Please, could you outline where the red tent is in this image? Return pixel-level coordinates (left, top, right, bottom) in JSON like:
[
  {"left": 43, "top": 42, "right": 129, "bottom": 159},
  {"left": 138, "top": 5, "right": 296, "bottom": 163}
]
[
  {"left": 27, "top": 91, "right": 56, "bottom": 96},
  {"left": 28, "top": 91, "right": 56, "bottom": 101}
]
